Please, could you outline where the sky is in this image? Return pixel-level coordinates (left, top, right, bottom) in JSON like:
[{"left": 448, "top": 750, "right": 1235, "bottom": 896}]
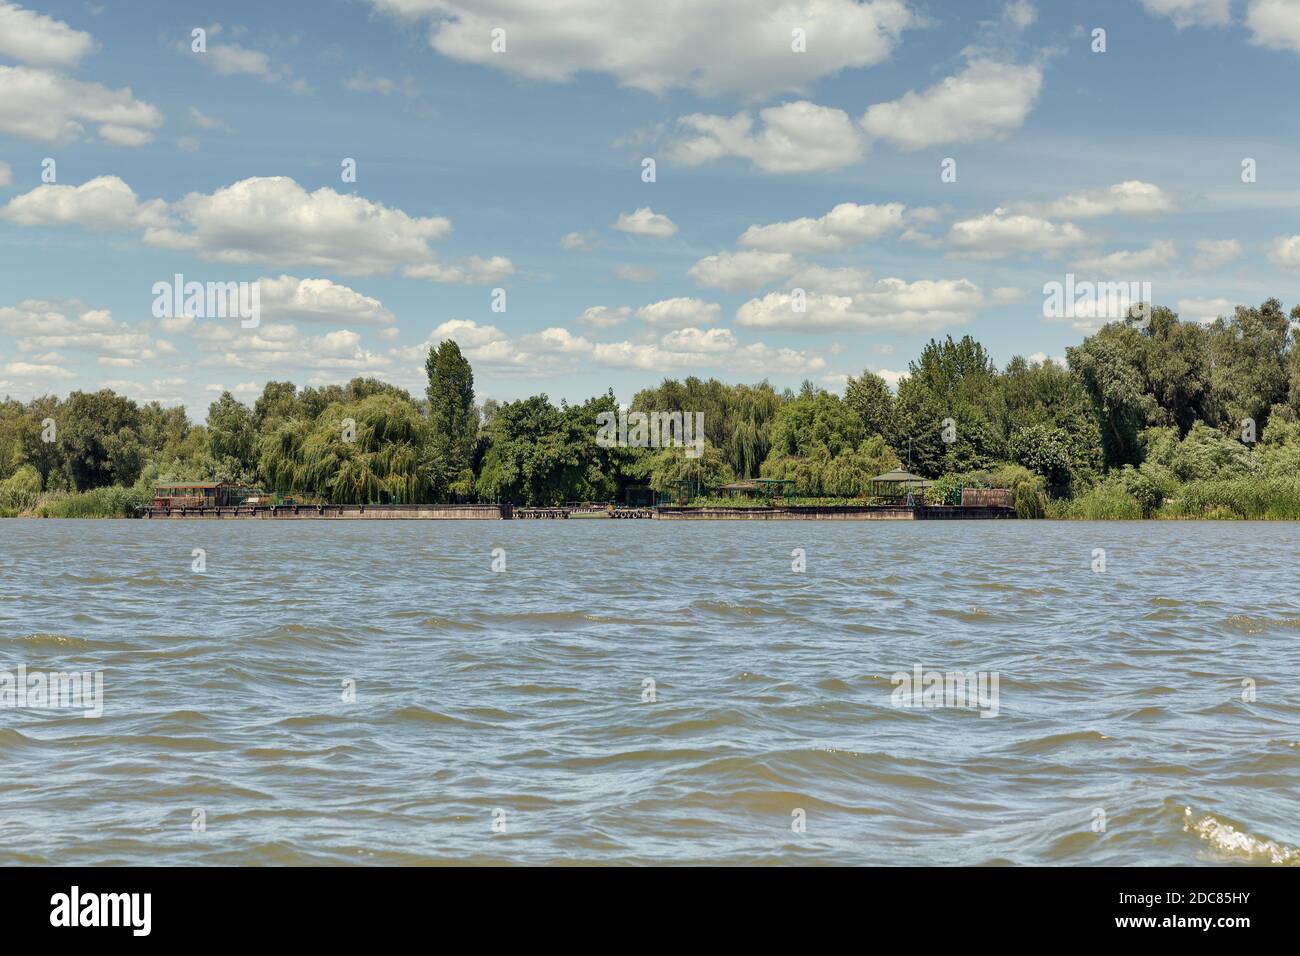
[{"left": 2, "top": 0, "right": 1300, "bottom": 419}]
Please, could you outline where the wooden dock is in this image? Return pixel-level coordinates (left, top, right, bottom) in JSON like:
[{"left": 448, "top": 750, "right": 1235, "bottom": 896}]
[
  {"left": 655, "top": 505, "right": 1015, "bottom": 520},
  {"left": 143, "top": 503, "right": 512, "bottom": 519},
  {"left": 141, "top": 502, "right": 1014, "bottom": 521}
]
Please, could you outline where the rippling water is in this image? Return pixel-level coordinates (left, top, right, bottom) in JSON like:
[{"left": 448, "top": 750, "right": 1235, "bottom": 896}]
[{"left": 1, "top": 518, "right": 1298, "bottom": 865}]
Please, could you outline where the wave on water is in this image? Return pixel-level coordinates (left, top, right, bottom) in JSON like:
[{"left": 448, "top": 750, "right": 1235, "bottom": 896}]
[{"left": 1183, "top": 809, "right": 1300, "bottom": 865}]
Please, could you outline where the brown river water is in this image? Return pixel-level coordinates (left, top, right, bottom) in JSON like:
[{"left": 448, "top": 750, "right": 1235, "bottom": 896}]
[{"left": 1, "top": 518, "right": 1297, "bottom": 865}]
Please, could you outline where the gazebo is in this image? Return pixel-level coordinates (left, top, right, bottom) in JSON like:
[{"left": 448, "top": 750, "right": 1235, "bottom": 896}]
[
  {"left": 716, "top": 478, "right": 797, "bottom": 500},
  {"left": 869, "top": 468, "right": 932, "bottom": 505}
]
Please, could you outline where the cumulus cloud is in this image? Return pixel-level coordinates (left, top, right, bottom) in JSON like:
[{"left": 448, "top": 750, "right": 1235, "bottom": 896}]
[
  {"left": 144, "top": 177, "right": 450, "bottom": 273},
  {"left": 739, "top": 202, "right": 905, "bottom": 252},
  {"left": 947, "top": 208, "right": 1089, "bottom": 258},
  {"left": 0, "top": 65, "right": 162, "bottom": 145},
  {"left": 736, "top": 277, "right": 988, "bottom": 332},
  {"left": 0, "top": 175, "right": 169, "bottom": 230},
  {"left": 785, "top": 265, "right": 876, "bottom": 296},
  {"left": 2, "top": 175, "right": 511, "bottom": 279},
  {"left": 193, "top": 321, "right": 391, "bottom": 375},
  {"left": 1027, "top": 181, "right": 1176, "bottom": 219},
  {"left": 1074, "top": 240, "right": 1177, "bottom": 273},
  {"left": 612, "top": 207, "right": 678, "bottom": 238},
  {"left": 4, "top": 360, "right": 74, "bottom": 378},
  {"left": 1192, "top": 239, "right": 1242, "bottom": 270},
  {"left": 635, "top": 297, "right": 721, "bottom": 328},
  {"left": 560, "top": 231, "right": 593, "bottom": 250},
  {"left": 393, "top": 316, "right": 822, "bottom": 376},
  {"left": 0, "top": 299, "right": 165, "bottom": 361},
  {"left": 257, "top": 276, "right": 396, "bottom": 326},
  {"left": 1177, "top": 297, "right": 1241, "bottom": 322},
  {"left": 688, "top": 250, "right": 795, "bottom": 291},
  {"left": 403, "top": 256, "right": 515, "bottom": 284},
  {"left": 0, "top": 2, "right": 94, "bottom": 66},
  {"left": 1246, "top": 0, "right": 1300, "bottom": 54},
  {"left": 578, "top": 306, "right": 631, "bottom": 328},
  {"left": 667, "top": 101, "right": 867, "bottom": 174},
  {"left": 860, "top": 59, "right": 1043, "bottom": 150},
  {"left": 1269, "top": 235, "right": 1300, "bottom": 272},
  {"left": 367, "top": 0, "right": 916, "bottom": 98}
]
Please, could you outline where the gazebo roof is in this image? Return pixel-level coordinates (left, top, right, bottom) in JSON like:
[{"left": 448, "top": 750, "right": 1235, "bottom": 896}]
[
  {"left": 870, "top": 468, "right": 931, "bottom": 485},
  {"left": 717, "top": 481, "right": 759, "bottom": 491}
]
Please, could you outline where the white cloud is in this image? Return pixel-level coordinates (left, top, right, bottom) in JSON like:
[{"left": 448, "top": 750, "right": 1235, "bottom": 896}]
[
  {"left": 860, "top": 59, "right": 1043, "bottom": 150},
  {"left": 635, "top": 297, "right": 721, "bottom": 328},
  {"left": 736, "top": 277, "right": 987, "bottom": 332},
  {"left": 1141, "top": 0, "right": 1232, "bottom": 29},
  {"left": 0, "top": 299, "right": 164, "bottom": 361},
  {"left": 578, "top": 306, "right": 631, "bottom": 328},
  {"left": 688, "top": 250, "right": 795, "bottom": 291},
  {"left": 0, "top": 175, "right": 169, "bottom": 230},
  {"left": 1269, "top": 235, "right": 1300, "bottom": 272},
  {"left": 1074, "top": 240, "right": 1176, "bottom": 273},
  {"left": 947, "top": 208, "right": 1089, "bottom": 257},
  {"left": 403, "top": 255, "right": 515, "bottom": 284},
  {"left": 1192, "top": 239, "right": 1242, "bottom": 270},
  {"left": 660, "top": 327, "right": 737, "bottom": 353},
  {"left": 1177, "top": 297, "right": 1241, "bottom": 322},
  {"left": 612, "top": 207, "right": 678, "bottom": 238},
  {"left": 148, "top": 176, "right": 455, "bottom": 275},
  {"left": 427, "top": 318, "right": 507, "bottom": 349},
  {"left": 1002, "top": 0, "right": 1038, "bottom": 30},
  {"left": 786, "top": 265, "right": 875, "bottom": 295},
  {"left": 0, "top": 3, "right": 94, "bottom": 67},
  {"left": 4, "top": 360, "right": 74, "bottom": 378},
  {"left": 0, "top": 161, "right": 11, "bottom": 187},
  {"left": 1246, "top": 0, "right": 1300, "bottom": 54},
  {"left": 194, "top": 321, "right": 390, "bottom": 375},
  {"left": 200, "top": 42, "right": 305, "bottom": 91},
  {"left": 0, "top": 65, "right": 162, "bottom": 146},
  {"left": 667, "top": 101, "right": 866, "bottom": 174},
  {"left": 257, "top": 276, "right": 396, "bottom": 326},
  {"left": 739, "top": 202, "right": 905, "bottom": 252},
  {"left": 1030, "top": 180, "right": 1176, "bottom": 218},
  {"left": 189, "top": 105, "right": 233, "bottom": 132},
  {"left": 368, "top": 0, "right": 916, "bottom": 98},
  {"left": 344, "top": 71, "right": 416, "bottom": 96},
  {"left": 560, "top": 231, "right": 593, "bottom": 250}
]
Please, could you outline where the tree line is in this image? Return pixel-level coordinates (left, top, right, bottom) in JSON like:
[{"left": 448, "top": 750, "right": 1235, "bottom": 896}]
[{"left": 5, "top": 299, "right": 1300, "bottom": 517}]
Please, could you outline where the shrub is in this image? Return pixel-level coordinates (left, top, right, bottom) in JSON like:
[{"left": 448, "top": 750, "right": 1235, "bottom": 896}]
[{"left": 34, "top": 485, "right": 151, "bottom": 518}]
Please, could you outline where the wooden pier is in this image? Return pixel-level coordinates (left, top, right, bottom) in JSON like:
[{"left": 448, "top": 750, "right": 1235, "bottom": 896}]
[
  {"left": 144, "top": 503, "right": 512, "bottom": 520},
  {"left": 142, "top": 502, "right": 1014, "bottom": 521}
]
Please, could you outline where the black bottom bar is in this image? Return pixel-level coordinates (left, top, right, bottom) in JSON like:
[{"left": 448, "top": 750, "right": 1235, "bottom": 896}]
[{"left": 0, "top": 866, "right": 1283, "bottom": 942}]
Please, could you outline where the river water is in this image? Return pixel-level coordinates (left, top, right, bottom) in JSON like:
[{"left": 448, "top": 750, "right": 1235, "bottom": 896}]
[{"left": 1, "top": 518, "right": 1297, "bottom": 865}]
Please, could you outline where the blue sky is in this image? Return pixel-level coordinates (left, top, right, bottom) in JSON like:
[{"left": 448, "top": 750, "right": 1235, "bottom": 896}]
[{"left": 2, "top": 0, "right": 1300, "bottom": 418}]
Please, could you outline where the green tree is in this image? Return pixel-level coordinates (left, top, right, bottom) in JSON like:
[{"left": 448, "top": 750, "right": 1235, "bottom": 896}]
[{"left": 424, "top": 341, "right": 478, "bottom": 499}]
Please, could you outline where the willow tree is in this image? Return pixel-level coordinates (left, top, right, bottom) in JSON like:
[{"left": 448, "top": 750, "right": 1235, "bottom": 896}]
[{"left": 259, "top": 393, "right": 428, "bottom": 503}]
